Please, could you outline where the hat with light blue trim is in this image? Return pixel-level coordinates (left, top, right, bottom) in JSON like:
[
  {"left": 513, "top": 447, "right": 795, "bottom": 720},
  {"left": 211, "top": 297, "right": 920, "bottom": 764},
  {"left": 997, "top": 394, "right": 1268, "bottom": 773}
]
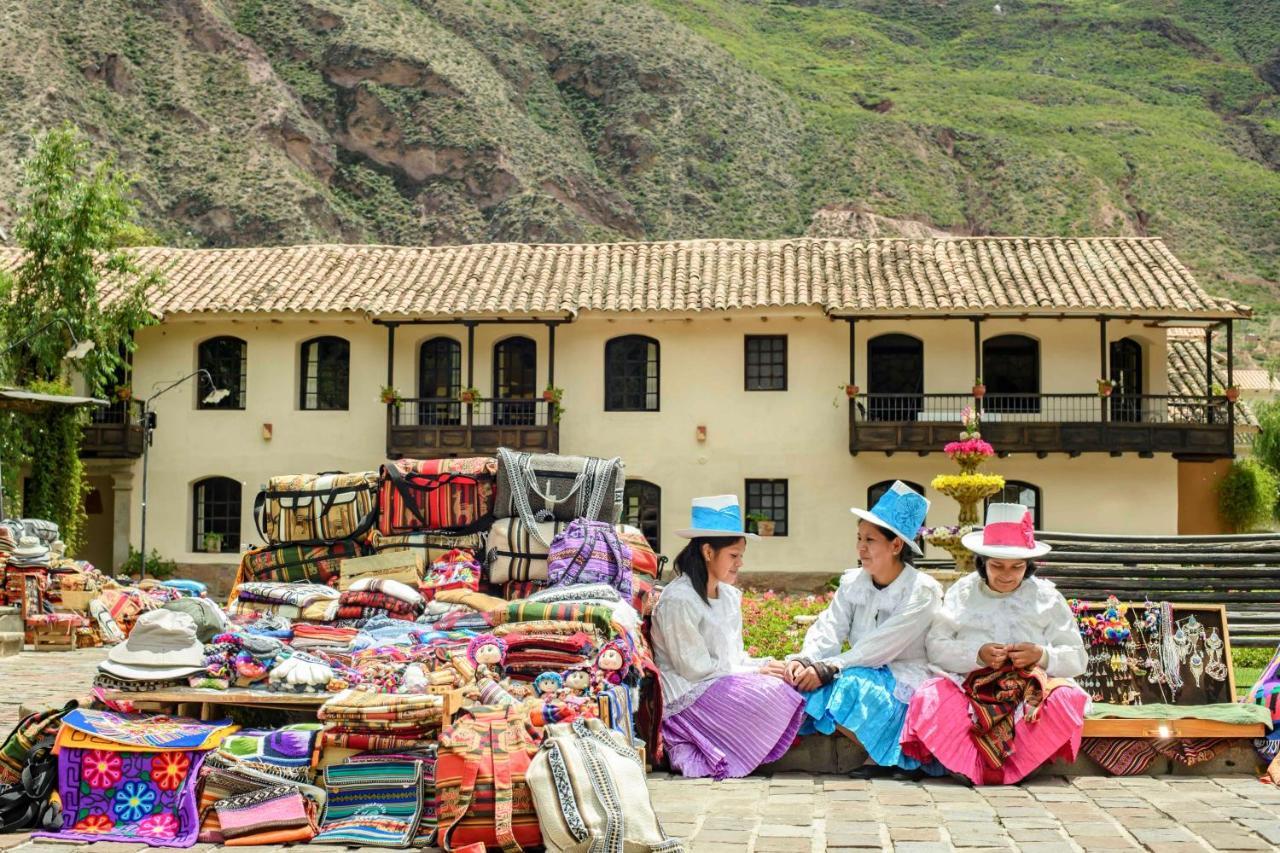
[
  {"left": 675, "top": 494, "right": 760, "bottom": 540},
  {"left": 850, "top": 481, "right": 930, "bottom": 555}
]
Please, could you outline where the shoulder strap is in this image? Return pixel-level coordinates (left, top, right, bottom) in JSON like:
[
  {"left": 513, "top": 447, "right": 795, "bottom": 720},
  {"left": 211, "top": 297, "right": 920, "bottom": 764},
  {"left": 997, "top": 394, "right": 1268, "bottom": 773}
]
[{"left": 384, "top": 463, "right": 456, "bottom": 530}]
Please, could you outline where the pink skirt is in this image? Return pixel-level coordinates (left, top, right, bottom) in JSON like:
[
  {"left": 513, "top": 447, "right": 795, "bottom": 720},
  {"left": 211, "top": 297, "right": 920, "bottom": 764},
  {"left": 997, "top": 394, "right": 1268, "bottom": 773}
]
[{"left": 900, "top": 675, "right": 1088, "bottom": 785}]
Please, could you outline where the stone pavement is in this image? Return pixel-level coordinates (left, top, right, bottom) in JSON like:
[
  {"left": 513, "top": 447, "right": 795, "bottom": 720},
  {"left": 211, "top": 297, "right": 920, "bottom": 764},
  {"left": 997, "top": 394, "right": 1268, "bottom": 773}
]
[{"left": 1, "top": 648, "right": 1278, "bottom": 852}]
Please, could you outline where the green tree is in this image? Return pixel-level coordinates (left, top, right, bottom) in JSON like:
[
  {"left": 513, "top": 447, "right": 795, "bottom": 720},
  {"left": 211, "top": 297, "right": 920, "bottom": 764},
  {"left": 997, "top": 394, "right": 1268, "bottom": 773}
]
[
  {"left": 0, "top": 124, "right": 159, "bottom": 553},
  {"left": 1217, "top": 459, "right": 1279, "bottom": 533},
  {"left": 1252, "top": 400, "right": 1280, "bottom": 520}
]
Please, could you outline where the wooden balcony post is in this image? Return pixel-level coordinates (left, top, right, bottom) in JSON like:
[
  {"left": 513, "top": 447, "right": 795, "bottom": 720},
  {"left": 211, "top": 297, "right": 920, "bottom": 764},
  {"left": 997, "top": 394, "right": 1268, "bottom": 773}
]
[
  {"left": 847, "top": 318, "right": 857, "bottom": 447},
  {"left": 1205, "top": 325, "right": 1215, "bottom": 424},
  {"left": 1099, "top": 316, "right": 1108, "bottom": 423},
  {"left": 1227, "top": 319, "right": 1234, "bottom": 448},
  {"left": 548, "top": 321, "right": 557, "bottom": 426}
]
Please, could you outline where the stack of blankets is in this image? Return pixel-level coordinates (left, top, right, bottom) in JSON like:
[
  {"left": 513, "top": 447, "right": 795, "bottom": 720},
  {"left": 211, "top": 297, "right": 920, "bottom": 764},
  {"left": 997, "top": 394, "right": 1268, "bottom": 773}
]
[
  {"left": 317, "top": 689, "right": 448, "bottom": 753},
  {"left": 230, "top": 583, "right": 339, "bottom": 621},
  {"left": 337, "top": 579, "right": 424, "bottom": 623}
]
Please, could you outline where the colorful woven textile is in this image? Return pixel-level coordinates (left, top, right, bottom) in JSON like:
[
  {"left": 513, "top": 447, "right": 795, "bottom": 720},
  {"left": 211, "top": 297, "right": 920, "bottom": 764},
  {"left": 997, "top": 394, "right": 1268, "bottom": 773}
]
[
  {"left": 58, "top": 710, "right": 236, "bottom": 752},
  {"left": 345, "top": 750, "right": 438, "bottom": 846},
  {"left": 214, "top": 785, "right": 315, "bottom": 846},
  {"left": 315, "top": 759, "right": 426, "bottom": 847},
  {"left": 963, "top": 666, "right": 1061, "bottom": 770},
  {"left": 319, "top": 731, "right": 426, "bottom": 752},
  {"left": 421, "top": 549, "right": 481, "bottom": 601},
  {"left": 377, "top": 456, "right": 498, "bottom": 535},
  {"left": 1082, "top": 737, "right": 1231, "bottom": 775},
  {"left": 338, "top": 589, "right": 421, "bottom": 614},
  {"left": 235, "top": 583, "right": 338, "bottom": 608},
  {"left": 217, "top": 725, "right": 319, "bottom": 771},
  {"left": 38, "top": 746, "right": 208, "bottom": 846},
  {"left": 236, "top": 540, "right": 362, "bottom": 590},
  {"left": 493, "top": 600, "right": 619, "bottom": 639},
  {"left": 0, "top": 701, "right": 73, "bottom": 786}
]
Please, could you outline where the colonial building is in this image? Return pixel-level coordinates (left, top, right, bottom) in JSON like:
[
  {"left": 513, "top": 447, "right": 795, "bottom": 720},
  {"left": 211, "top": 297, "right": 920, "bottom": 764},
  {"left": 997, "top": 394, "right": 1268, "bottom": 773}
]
[{"left": 17, "top": 236, "right": 1250, "bottom": 582}]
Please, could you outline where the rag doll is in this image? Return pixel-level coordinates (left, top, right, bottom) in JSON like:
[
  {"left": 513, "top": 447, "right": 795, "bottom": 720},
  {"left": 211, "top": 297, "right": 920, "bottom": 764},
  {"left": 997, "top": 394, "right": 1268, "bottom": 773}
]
[{"left": 467, "top": 633, "right": 508, "bottom": 682}]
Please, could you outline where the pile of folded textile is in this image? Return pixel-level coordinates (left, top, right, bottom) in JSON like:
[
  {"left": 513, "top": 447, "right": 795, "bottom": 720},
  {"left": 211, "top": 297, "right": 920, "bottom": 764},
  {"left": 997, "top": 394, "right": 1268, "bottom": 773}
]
[
  {"left": 317, "top": 690, "right": 448, "bottom": 753},
  {"left": 229, "top": 582, "right": 339, "bottom": 621},
  {"left": 336, "top": 578, "right": 424, "bottom": 624}
]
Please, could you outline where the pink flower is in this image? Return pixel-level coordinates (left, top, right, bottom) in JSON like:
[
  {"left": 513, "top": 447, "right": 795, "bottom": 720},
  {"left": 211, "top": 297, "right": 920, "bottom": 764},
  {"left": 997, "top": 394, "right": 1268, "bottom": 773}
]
[
  {"left": 83, "top": 750, "right": 122, "bottom": 789},
  {"left": 944, "top": 438, "right": 995, "bottom": 457},
  {"left": 138, "top": 813, "right": 178, "bottom": 838}
]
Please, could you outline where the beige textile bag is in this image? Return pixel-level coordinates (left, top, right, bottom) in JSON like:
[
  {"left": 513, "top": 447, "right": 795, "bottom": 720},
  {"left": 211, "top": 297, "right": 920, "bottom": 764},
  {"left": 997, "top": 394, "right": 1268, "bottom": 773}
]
[{"left": 527, "top": 719, "right": 684, "bottom": 853}]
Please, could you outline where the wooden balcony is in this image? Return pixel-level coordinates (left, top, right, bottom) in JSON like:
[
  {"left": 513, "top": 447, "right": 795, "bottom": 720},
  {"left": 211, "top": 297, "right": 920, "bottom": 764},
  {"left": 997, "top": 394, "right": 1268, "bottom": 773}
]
[
  {"left": 81, "top": 400, "right": 144, "bottom": 458},
  {"left": 849, "top": 393, "right": 1234, "bottom": 460},
  {"left": 386, "top": 397, "right": 560, "bottom": 459}
]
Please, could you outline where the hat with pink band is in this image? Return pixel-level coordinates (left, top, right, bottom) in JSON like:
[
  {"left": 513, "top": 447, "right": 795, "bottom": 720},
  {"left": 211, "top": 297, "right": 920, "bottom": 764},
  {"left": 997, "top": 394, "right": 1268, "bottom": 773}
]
[{"left": 960, "top": 503, "right": 1052, "bottom": 560}]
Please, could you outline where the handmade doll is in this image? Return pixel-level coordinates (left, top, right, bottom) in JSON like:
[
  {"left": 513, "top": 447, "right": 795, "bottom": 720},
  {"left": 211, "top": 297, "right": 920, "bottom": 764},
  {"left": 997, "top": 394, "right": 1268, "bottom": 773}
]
[
  {"left": 591, "top": 640, "right": 632, "bottom": 691},
  {"left": 534, "top": 671, "right": 564, "bottom": 700},
  {"left": 467, "top": 633, "right": 508, "bottom": 682},
  {"left": 563, "top": 668, "right": 591, "bottom": 698}
]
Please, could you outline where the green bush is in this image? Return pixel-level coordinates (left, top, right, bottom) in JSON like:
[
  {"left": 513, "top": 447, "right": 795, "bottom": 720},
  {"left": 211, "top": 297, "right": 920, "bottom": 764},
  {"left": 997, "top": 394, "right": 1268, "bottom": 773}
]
[
  {"left": 120, "top": 546, "right": 178, "bottom": 580},
  {"left": 1217, "top": 459, "right": 1279, "bottom": 532},
  {"left": 1232, "top": 646, "right": 1276, "bottom": 670},
  {"left": 1253, "top": 401, "right": 1280, "bottom": 520},
  {"left": 741, "top": 590, "right": 835, "bottom": 659}
]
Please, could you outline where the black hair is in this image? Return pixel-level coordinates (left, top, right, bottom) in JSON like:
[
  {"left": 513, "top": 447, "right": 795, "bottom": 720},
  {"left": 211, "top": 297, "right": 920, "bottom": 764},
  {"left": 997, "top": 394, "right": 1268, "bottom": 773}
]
[
  {"left": 673, "top": 536, "right": 745, "bottom": 605},
  {"left": 857, "top": 520, "right": 908, "bottom": 564},
  {"left": 974, "top": 555, "right": 1038, "bottom": 581}
]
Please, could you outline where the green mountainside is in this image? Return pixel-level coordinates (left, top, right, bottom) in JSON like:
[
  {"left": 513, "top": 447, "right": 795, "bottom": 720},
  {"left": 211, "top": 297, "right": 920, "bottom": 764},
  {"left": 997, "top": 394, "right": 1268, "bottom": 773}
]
[{"left": 1, "top": 0, "right": 1276, "bottom": 331}]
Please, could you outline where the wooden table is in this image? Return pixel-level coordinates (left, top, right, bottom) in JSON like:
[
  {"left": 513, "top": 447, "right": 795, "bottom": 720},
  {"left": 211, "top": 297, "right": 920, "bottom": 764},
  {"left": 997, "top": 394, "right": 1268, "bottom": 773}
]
[{"left": 100, "top": 686, "right": 463, "bottom": 725}]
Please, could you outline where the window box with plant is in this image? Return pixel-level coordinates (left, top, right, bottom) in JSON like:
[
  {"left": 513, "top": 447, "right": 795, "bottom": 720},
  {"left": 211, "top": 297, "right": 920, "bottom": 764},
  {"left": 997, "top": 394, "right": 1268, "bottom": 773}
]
[
  {"left": 458, "top": 387, "right": 481, "bottom": 404},
  {"left": 542, "top": 385, "right": 565, "bottom": 423},
  {"left": 202, "top": 531, "right": 224, "bottom": 553},
  {"left": 379, "top": 385, "right": 402, "bottom": 406},
  {"left": 747, "top": 512, "right": 776, "bottom": 537}
]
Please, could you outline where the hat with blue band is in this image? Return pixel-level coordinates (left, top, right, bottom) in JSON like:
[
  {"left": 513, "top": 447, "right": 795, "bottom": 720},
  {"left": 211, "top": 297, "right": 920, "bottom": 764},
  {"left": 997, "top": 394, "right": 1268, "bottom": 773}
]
[
  {"left": 676, "top": 494, "right": 760, "bottom": 540},
  {"left": 850, "top": 481, "right": 930, "bottom": 555}
]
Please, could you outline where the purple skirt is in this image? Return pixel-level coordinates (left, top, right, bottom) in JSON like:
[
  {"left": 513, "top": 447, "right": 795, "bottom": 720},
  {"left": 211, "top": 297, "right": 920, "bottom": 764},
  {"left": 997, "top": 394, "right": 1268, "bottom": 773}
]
[{"left": 661, "top": 673, "right": 805, "bottom": 779}]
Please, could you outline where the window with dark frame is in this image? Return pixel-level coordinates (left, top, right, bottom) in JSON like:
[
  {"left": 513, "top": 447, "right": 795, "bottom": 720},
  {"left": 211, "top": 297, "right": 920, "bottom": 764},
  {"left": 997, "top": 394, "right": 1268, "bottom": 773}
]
[
  {"left": 418, "top": 337, "right": 462, "bottom": 426},
  {"left": 867, "top": 480, "right": 927, "bottom": 552},
  {"left": 623, "top": 479, "right": 662, "bottom": 553},
  {"left": 197, "top": 336, "right": 247, "bottom": 410},
  {"left": 745, "top": 479, "right": 788, "bottom": 536},
  {"left": 192, "top": 476, "right": 241, "bottom": 553},
  {"left": 745, "top": 335, "right": 787, "bottom": 391},
  {"left": 494, "top": 336, "right": 537, "bottom": 426},
  {"left": 604, "top": 335, "right": 659, "bottom": 412},
  {"left": 982, "top": 334, "right": 1040, "bottom": 414},
  {"left": 299, "top": 336, "right": 350, "bottom": 410},
  {"left": 987, "top": 480, "right": 1043, "bottom": 530}
]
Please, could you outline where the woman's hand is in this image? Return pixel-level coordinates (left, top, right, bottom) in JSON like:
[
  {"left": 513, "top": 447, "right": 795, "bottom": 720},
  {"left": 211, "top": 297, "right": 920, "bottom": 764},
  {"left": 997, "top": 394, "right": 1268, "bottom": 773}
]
[
  {"left": 1006, "top": 643, "right": 1044, "bottom": 669},
  {"left": 758, "top": 660, "right": 789, "bottom": 680},
  {"left": 978, "top": 642, "right": 1008, "bottom": 668}
]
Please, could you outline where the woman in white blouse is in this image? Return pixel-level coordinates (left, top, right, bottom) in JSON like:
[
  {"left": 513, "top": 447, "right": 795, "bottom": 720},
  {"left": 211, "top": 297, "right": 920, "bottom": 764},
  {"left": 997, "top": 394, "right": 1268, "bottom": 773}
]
[
  {"left": 650, "top": 495, "right": 804, "bottom": 779},
  {"left": 784, "top": 481, "right": 942, "bottom": 778},
  {"left": 900, "top": 503, "right": 1089, "bottom": 785}
]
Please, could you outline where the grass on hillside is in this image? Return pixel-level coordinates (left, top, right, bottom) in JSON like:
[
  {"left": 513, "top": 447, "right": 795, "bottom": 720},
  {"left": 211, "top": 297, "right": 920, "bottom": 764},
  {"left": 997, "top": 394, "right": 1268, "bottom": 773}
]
[{"left": 742, "top": 590, "right": 1274, "bottom": 700}]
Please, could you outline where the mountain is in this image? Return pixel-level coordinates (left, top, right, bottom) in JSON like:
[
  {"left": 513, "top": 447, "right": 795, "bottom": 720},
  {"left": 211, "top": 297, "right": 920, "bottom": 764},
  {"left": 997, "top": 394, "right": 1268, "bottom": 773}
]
[{"left": 1, "top": 0, "right": 1276, "bottom": 325}]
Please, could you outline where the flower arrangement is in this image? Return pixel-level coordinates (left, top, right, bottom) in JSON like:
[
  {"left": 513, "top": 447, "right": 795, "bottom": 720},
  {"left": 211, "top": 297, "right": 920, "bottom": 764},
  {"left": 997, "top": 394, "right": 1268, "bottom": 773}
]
[
  {"left": 458, "top": 387, "right": 481, "bottom": 403},
  {"left": 379, "top": 385, "right": 402, "bottom": 405},
  {"left": 1097, "top": 378, "right": 1116, "bottom": 397},
  {"left": 921, "top": 406, "right": 1006, "bottom": 574}
]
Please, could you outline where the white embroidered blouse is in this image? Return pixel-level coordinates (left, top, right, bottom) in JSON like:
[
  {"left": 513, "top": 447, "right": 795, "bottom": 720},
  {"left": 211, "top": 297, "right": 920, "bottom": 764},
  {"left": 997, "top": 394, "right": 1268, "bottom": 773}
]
[
  {"left": 926, "top": 572, "right": 1087, "bottom": 682},
  {"left": 789, "top": 565, "right": 942, "bottom": 703},
  {"left": 650, "top": 575, "right": 769, "bottom": 713}
]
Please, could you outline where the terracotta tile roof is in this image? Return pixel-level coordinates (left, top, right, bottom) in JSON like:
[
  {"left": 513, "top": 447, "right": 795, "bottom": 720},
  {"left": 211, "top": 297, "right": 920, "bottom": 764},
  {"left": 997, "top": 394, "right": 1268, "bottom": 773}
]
[
  {"left": 1229, "top": 369, "right": 1280, "bottom": 393},
  {"left": 1166, "top": 338, "right": 1257, "bottom": 428},
  {"left": 0, "top": 237, "right": 1248, "bottom": 319}
]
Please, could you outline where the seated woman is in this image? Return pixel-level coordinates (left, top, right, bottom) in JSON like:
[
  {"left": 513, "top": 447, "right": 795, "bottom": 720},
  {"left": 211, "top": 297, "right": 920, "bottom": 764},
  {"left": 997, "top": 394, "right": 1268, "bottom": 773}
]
[
  {"left": 650, "top": 495, "right": 805, "bottom": 779},
  {"left": 785, "top": 481, "right": 943, "bottom": 778},
  {"left": 900, "top": 503, "right": 1088, "bottom": 785}
]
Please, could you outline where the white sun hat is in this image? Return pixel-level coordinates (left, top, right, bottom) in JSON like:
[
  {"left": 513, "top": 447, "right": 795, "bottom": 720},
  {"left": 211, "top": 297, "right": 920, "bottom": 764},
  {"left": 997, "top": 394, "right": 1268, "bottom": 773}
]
[
  {"left": 961, "top": 503, "right": 1052, "bottom": 560},
  {"left": 675, "top": 494, "right": 759, "bottom": 540}
]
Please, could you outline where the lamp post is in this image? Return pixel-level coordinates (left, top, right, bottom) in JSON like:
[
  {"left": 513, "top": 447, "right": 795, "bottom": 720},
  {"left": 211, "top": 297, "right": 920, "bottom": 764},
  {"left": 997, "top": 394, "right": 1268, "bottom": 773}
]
[
  {"left": 137, "top": 369, "right": 228, "bottom": 579},
  {"left": 0, "top": 318, "right": 97, "bottom": 516}
]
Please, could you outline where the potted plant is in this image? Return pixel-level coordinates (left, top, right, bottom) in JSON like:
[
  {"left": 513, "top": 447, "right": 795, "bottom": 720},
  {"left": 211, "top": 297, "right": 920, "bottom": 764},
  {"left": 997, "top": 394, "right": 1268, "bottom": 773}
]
[
  {"left": 747, "top": 512, "right": 775, "bottom": 537},
  {"left": 379, "top": 385, "right": 402, "bottom": 406},
  {"left": 458, "top": 387, "right": 481, "bottom": 404},
  {"left": 972, "top": 378, "right": 986, "bottom": 399},
  {"left": 1225, "top": 385, "right": 1241, "bottom": 403},
  {"left": 114, "top": 385, "right": 132, "bottom": 402},
  {"left": 843, "top": 383, "right": 859, "bottom": 398},
  {"left": 202, "top": 531, "right": 224, "bottom": 554},
  {"left": 1097, "top": 378, "right": 1115, "bottom": 397}
]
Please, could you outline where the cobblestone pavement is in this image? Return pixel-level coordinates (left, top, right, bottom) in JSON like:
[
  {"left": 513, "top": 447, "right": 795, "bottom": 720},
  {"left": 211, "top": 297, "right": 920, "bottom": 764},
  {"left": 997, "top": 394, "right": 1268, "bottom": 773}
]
[{"left": 1, "top": 649, "right": 1278, "bottom": 852}]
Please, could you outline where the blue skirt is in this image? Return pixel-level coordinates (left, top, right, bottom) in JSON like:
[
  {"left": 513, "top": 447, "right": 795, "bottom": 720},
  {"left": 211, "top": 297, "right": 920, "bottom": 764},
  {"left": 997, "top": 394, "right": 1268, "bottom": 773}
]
[{"left": 800, "top": 665, "right": 933, "bottom": 771}]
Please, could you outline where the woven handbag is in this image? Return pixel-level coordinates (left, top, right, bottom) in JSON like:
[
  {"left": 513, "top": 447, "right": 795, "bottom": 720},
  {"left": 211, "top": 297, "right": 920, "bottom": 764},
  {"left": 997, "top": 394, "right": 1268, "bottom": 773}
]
[
  {"left": 486, "top": 517, "right": 568, "bottom": 584},
  {"left": 436, "top": 706, "right": 541, "bottom": 852},
  {"left": 253, "top": 471, "right": 379, "bottom": 545},
  {"left": 378, "top": 457, "right": 498, "bottom": 535},
  {"left": 495, "top": 449, "right": 623, "bottom": 532},
  {"left": 527, "top": 719, "right": 683, "bottom": 853},
  {"left": 546, "top": 520, "right": 633, "bottom": 601}
]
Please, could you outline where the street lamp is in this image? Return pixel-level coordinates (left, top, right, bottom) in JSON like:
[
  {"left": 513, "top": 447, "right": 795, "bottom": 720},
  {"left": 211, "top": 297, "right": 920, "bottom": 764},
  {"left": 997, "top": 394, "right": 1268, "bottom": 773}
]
[
  {"left": 137, "top": 369, "right": 227, "bottom": 579},
  {"left": 0, "top": 318, "right": 98, "bottom": 517}
]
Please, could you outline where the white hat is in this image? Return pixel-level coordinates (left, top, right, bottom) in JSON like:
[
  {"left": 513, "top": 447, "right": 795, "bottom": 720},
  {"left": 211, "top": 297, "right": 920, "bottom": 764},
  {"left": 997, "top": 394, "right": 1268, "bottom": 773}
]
[
  {"left": 675, "top": 495, "right": 759, "bottom": 540},
  {"left": 11, "top": 535, "right": 49, "bottom": 559},
  {"left": 961, "top": 503, "right": 1052, "bottom": 560},
  {"left": 102, "top": 609, "right": 205, "bottom": 677},
  {"left": 850, "top": 481, "right": 930, "bottom": 556}
]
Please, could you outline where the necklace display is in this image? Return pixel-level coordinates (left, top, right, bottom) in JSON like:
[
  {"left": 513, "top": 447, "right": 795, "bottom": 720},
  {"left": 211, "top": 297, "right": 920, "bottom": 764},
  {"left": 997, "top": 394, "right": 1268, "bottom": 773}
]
[{"left": 1071, "top": 598, "right": 1230, "bottom": 705}]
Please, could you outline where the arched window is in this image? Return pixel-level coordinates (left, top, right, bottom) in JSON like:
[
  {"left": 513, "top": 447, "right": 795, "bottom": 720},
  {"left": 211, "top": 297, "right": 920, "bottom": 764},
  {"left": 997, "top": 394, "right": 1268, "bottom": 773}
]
[
  {"left": 419, "top": 337, "right": 462, "bottom": 425},
  {"left": 299, "top": 336, "right": 350, "bottom": 410},
  {"left": 987, "top": 480, "right": 1042, "bottom": 530},
  {"left": 605, "top": 335, "right": 660, "bottom": 412},
  {"left": 197, "top": 336, "right": 246, "bottom": 410},
  {"left": 983, "top": 334, "right": 1039, "bottom": 414},
  {"left": 493, "top": 336, "right": 537, "bottom": 426},
  {"left": 867, "top": 480, "right": 926, "bottom": 551},
  {"left": 623, "top": 479, "right": 661, "bottom": 552},
  {"left": 867, "top": 334, "right": 923, "bottom": 421},
  {"left": 192, "top": 476, "right": 241, "bottom": 553}
]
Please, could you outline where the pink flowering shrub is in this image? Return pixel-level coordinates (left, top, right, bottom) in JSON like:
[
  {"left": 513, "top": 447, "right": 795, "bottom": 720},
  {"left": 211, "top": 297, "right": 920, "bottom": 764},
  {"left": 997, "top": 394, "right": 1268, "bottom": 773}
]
[{"left": 741, "top": 589, "right": 835, "bottom": 658}]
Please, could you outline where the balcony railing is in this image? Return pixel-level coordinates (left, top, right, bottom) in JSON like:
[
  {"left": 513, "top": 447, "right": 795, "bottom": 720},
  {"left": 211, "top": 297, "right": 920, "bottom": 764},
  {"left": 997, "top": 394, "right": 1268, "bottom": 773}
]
[
  {"left": 386, "top": 397, "right": 559, "bottom": 458},
  {"left": 81, "top": 399, "right": 145, "bottom": 458},
  {"left": 850, "top": 393, "right": 1234, "bottom": 459}
]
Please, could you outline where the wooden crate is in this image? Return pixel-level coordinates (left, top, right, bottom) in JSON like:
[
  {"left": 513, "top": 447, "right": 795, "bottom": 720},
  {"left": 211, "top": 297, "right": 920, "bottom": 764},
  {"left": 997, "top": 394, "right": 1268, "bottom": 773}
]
[{"left": 30, "top": 622, "right": 78, "bottom": 652}]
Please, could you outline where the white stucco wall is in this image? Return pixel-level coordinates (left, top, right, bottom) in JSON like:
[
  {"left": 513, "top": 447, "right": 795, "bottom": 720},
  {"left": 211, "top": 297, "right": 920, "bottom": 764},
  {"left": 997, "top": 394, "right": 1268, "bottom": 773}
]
[{"left": 121, "top": 309, "right": 1179, "bottom": 575}]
